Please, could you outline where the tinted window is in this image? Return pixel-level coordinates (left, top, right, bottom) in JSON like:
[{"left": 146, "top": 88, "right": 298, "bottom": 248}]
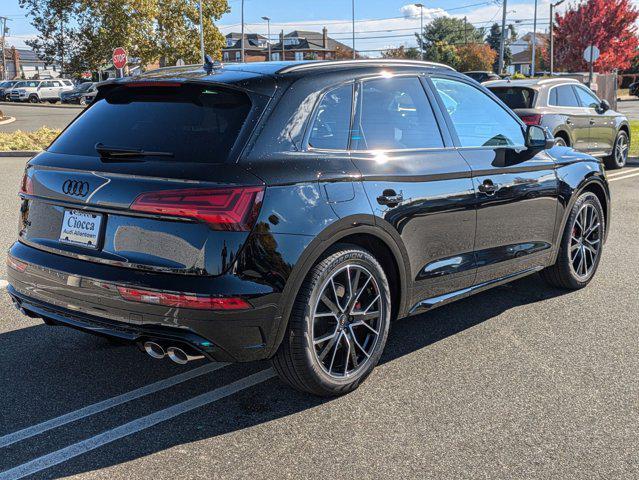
[
  {"left": 52, "top": 81, "right": 62, "bottom": 87},
  {"left": 308, "top": 84, "right": 353, "bottom": 150},
  {"left": 550, "top": 85, "right": 579, "bottom": 107},
  {"left": 353, "top": 77, "right": 443, "bottom": 150},
  {"left": 49, "top": 84, "right": 251, "bottom": 163},
  {"left": 489, "top": 87, "right": 536, "bottom": 109},
  {"left": 573, "top": 86, "right": 600, "bottom": 108},
  {"left": 432, "top": 77, "right": 525, "bottom": 148}
]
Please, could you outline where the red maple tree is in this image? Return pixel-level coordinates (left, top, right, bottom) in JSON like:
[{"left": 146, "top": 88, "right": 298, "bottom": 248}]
[{"left": 553, "top": 0, "right": 639, "bottom": 72}]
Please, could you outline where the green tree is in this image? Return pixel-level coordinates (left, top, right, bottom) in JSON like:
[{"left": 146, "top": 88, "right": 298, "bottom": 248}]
[
  {"left": 485, "top": 22, "right": 512, "bottom": 72},
  {"left": 424, "top": 41, "right": 460, "bottom": 68},
  {"left": 381, "top": 45, "right": 421, "bottom": 59},
  {"left": 18, "top": 0, "right": 81, "bottom": 74},
  {"left": 416, "top": 17, "right": 483, "bottom": 49}
]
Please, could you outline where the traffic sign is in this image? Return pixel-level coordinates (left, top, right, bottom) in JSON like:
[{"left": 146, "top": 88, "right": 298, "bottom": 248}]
[
  {"left": 583, "top": 45, "right": 600, "bottom": 63},
  {"left": 113, "top": 47, "right": 127, "bottom": 70}
]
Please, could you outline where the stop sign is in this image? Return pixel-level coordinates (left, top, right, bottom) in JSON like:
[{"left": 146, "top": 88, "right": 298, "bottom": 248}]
[{"left": 113, "top": 47, "right": 127, "bottom": 69}]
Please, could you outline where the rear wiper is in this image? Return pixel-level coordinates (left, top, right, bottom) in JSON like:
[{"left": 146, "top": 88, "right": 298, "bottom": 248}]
[{"left": 95, "top": 143, "right": 174, "bottom": 161}]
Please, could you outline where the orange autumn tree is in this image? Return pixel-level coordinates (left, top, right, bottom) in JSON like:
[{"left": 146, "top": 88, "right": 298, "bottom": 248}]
[
  {"left": 455, "top": 43, "right": 497, "bottom": 71},
  {"left": 553, "top": 0, "right": 639, "bottom": 72}
]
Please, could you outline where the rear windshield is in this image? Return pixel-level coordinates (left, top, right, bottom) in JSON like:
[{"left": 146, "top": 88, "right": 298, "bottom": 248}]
[
  {"left": 489, "top": 87, "right": 536, "bottom": 109},
  {"left": 49, "top": 83, "right": 252, "bottom": 163}
]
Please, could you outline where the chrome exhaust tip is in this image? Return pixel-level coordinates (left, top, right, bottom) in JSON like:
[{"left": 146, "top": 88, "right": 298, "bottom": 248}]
[
  {"left": 167, "top": 346, "right": 205, "bottom": 365},
  {"left": 143, "top": 341, "right": 166, "bottom": 359}
]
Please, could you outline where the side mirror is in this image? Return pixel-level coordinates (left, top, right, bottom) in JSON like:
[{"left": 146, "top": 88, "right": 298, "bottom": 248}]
[
  {"left": 525, "top": 125, "right": 554, "bottom": 151},
  {"left": 599, "top": 99, "right": 610, "bottom": 113}
]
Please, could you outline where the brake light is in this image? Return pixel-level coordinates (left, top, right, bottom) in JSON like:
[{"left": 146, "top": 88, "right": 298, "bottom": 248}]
[
  {"left": 117, "top": 286, "right": 251, "bottom": 310},
  {"left": 20, "top": 173, "right": 33, "bottom": 195},
  {"left": 131, "top": 187, "right": 264, "bottom": 231},
  {"left": 519, "top": 114, "right": 542, "bottom": 126},
  {"left": 7, "top": 255, "right": 27, "bottom": 272}
]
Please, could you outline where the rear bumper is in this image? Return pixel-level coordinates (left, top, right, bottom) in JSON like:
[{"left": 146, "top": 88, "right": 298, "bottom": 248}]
[{"left": 6, "top": 241, "right": 283, "bottom": 363}]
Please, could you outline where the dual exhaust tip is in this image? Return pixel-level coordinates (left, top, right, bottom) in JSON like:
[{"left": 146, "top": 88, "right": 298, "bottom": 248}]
[{"left": 142, "top": 341, "right": 205, "bottom": 365}]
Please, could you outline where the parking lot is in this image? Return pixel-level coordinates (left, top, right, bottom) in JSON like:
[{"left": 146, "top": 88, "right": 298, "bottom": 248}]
[{"left": 0, "top": 156, "right": 638, "bottom": 479}]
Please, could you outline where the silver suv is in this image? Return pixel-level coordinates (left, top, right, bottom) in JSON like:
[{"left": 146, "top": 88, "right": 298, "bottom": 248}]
[
  {"left": 486, "top": 78, "right": 630, "bottom": 169},
  {"left": 9, "top": 79, "right": 74, "bottom": 104}
]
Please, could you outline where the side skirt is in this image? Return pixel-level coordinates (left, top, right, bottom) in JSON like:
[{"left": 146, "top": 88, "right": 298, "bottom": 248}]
[{"left": 408, "top": 266, "right": 544, "bottom": 315}]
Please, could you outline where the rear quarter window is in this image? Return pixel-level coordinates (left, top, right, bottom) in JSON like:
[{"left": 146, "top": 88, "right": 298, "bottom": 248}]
[
  {"left": 49, "top": 83, "right": 252, "bottom": 163},
  {"left": 489, "top": 87, "right": 536, "bottom": 109}
]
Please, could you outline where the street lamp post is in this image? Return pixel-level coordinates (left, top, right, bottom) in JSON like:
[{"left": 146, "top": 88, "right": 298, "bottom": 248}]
[
  {"left": 352, "top": 0, "right": 356, "bottom": 59},
  {"left": 498, "top": 0, "right": 508, "bottom": 74},
  {"left": 262, "top": 16, "right": 271, "bottom": 61},
  {"left": 198, "top": 0, "right": 205, "bottom": 63},
  {"left": 414, "top": 3, "right": 424, "bottom": 61},
  {"left": 531, "top": 0, "right": 538, "bottom": 77},
  {"left": 550, "top": 0, "right": 565, "bottom": 76},
  {"left": 240, "top": 0, "right": 245, "bottom": 62}
]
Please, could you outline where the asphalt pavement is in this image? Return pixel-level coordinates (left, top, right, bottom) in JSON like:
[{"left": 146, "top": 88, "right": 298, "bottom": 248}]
[
  {"left": 617, "top": 99, "right": 639, "bottom": 120},
  {"left": 0, "top": 103, "right": 81, "bottom": 132},
  {"left": 0, "top": 157, "right": 638, "bottom": 479}
]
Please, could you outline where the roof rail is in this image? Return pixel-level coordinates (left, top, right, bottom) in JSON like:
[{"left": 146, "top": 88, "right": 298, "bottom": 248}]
[
  {"left": 537, "top": 77, "right": 579, "bottom": 85},
  {"left": 276, "top": 59, "right": 456, "bottom": 74}
]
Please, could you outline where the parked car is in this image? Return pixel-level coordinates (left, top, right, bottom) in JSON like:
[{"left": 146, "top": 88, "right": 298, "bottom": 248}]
[
  {"left": 0, "top": 80, "right": 20, "bottom": 101},
  {"left": 9, "top": 79, "right": 74, "bottom": 103},
  {"left": 61, "top": 82, "right": 97, "bottom": 105},
  {"left": 7, "top": 60, "right": 610, "bottom": 396},
  {"left": 486, "top": 78, "right": 630, "bottom": 169},
  {"left": 464, "top": 71, "right": 500, "bottom": 83}
]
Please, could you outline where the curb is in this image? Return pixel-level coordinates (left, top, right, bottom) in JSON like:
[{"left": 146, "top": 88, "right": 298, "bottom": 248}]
[
  {"left": 0, "top": 116, "right": 16, "bottom": 125},
  {"left": 0, "top": 102, "right": 83, "bottom": 110},
  {"left": 0, "top": 151, "right": 39, "bottom": 157}
]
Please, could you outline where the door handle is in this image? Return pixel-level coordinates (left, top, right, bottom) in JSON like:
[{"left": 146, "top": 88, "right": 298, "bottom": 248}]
[
  {"left": 566, "top": 119, "right": 573, "bottom": 126},
  {"left": 376, "top": 189, "right": 403, "bottom": 207},
  {"left": 589, "top": 119, "right": 596, "bottom": 125},
  {"left": 478, "top": 179, "right": 499, "bottom": 195}
]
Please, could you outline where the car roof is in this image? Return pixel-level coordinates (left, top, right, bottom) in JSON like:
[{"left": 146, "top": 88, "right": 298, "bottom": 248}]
[
  {"left": 111, "top": 60, "right": 457, "bottom": 96},
  {"left": 483, "top": 78, "right": 580, "bottom": 89}
]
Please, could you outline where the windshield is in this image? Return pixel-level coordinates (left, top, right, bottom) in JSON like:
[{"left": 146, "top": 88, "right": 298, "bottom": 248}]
[
  {"left": 489, "top": 87, "right": 536, "bottom": 109},
  {"left": 76, "top": 83, "right": 93, "bottom": 92},
  {"left": 49, "top": 83, "right": 252, "bottom": 163}
]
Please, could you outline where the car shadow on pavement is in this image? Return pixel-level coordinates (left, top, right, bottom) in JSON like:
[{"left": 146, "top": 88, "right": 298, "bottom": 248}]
[{"left": 0, "top": 273, "right": 568, "bottom": 477}]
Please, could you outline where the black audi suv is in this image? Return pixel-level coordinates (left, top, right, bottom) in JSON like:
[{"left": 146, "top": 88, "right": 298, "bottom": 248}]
[{"left": 7, "top": 60, "right": 610, "bottom": 396}]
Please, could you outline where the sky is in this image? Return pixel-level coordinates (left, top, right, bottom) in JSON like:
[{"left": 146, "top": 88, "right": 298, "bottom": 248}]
[{"left": 0, "top": 0, "right": 590, "bottom": 56}]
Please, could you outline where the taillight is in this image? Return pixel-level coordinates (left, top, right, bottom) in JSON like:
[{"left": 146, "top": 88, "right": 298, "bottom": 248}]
[
  {"left": 131, "top": 187, "right": 264, "bottom": 231},
  {"left": 117, "top": 286, "right": 251, "bottom": 310},
  {"left": 7, "top": 255, "right": 27, "bottom": 272},
  {"left": 20, "top": 173, "right": 33, "bottom": 195},
  {"left": 519, "top": 114, "right": 542, "bottom": 126}
]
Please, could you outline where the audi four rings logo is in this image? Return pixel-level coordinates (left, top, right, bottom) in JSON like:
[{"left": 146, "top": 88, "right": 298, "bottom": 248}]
[{"left": 62, "top": 180, "right": 90, "bottom": 197}]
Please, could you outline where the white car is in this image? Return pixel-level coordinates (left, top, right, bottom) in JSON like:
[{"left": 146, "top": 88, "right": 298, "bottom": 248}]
[{"left": 9, "top": 79, "right": 74, "bottom": 103}]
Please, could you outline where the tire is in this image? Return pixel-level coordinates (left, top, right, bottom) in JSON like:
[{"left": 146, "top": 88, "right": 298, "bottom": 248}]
[
  {"left": 272, "top": 246, "right": 391, "bottom": 397},
  {"left": 554, "top": 136, "right": 568, "bottom": 147},
  {"left": 28, "top": 94, "right": 40, "bottom": 103},
  {"left": 604, "top": 131, "right": 629, "bottom": 170},
  {"left": 48, "top": 99, "right": 57, "bottom": 104},
  {"left": 540, "top": 192, "right": 605, "bottom": 290}
]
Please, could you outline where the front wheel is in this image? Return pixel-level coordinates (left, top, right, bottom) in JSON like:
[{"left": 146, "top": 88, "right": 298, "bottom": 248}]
[
  {"left": 541, "top": 192, "right": 605, "bottom": 290},
  {"left": 604, "top": 131, "right": 629, "bottom": 170},
  {"left": 272, "top": 247, "right": 391, "bottom": 396},
  {"left": 28, "top": 95, "right": 39, "bottom": 103}
]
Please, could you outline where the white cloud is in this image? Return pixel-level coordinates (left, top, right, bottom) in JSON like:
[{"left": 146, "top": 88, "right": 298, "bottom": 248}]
[{"left": 400, "top": 4, "right": 449, "bottom": 20}]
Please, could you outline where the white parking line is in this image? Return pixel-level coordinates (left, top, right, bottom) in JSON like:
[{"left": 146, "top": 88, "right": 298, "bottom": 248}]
[
  {"left": 0, "top": 362, "right": 226, "bottom": 449},
  {"left": 608, "top": 170, "right": 639, "bottom": 182},
  {"left": 607, "top": 168, "right": 639, "bottom": 178},
  {"left": 0, "top": 368, "right": 275, "bottom": 480},
  {"left": 0, "top": 280, "right": 7, "bottom": 289}
]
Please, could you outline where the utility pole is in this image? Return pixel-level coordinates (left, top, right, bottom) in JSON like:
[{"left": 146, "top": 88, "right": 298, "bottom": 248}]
[
  {"left": 262, "top": 16, "right": 271, "bottom": 61},
  {"left": 351, "top": 0, "right": 356, "bottom": 59},
  {"left": 59, "top": 10, "right": 64, "bottom": 77},
  {"left": 531, "top": 0, "right": 538, "bottom": 77},
  {"left": 198, "top": 0, "right": 205, "bottom": 63},
  {"left": 464, "top": 16, "right": 468, "bottom": 44},
  {"left": 549, "top": 0, "right": 565, "bottom": 76},
  {"left": 240, "top": 0, "right": 245, "bottom": 62},
  {"left": 414, "top": 4, "right": 424, "bottom": 60},
  {"left": 0, "top": 16, "right": 8, "bottom": 81},
  {"left": 498, "top": 0, "right": 507, "bottom": 74}
]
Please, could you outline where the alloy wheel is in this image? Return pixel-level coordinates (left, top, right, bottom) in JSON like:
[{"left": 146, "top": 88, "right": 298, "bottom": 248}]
[
  {"left": 615, "top": 134, "right": 629, "bottom": 166},
  {"left": 570, "top": 203, "right": 602, "bottom": 280},
  {"left": 312, "top": 264, "right": 383, "bottom": 378}
]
